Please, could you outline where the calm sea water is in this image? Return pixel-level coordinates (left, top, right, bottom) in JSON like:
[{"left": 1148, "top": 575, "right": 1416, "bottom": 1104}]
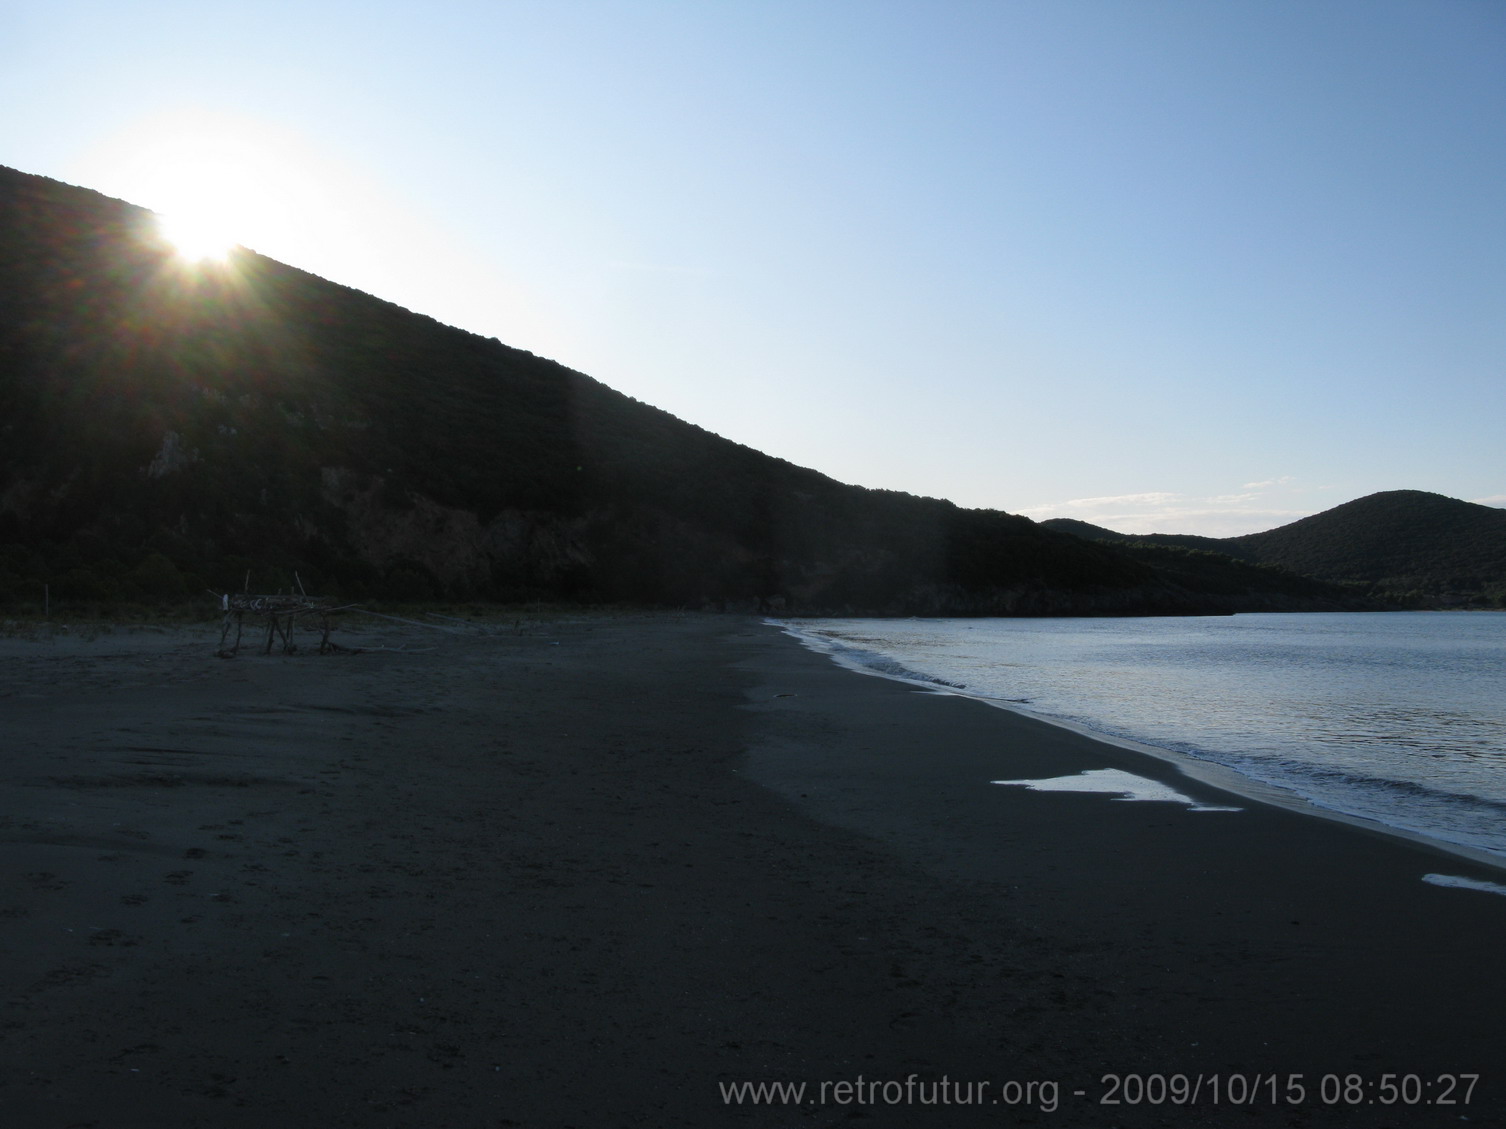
[{"left": 777, "top": 613, "right": 1506, "bottom": 862}]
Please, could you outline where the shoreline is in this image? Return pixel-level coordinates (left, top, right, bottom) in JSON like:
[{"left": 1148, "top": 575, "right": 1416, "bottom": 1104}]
[
  {"left": 738, "top": 617, "right": 1506, "bottom": 1119},
  {"left": 3, "top": 612, "right": 1504, "bottom": 1126},
  {"left": 773, "top": 616, "right": 1506, "bottom": 878}
]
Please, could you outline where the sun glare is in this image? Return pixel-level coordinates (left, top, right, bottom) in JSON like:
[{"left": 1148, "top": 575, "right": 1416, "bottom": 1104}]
[
  {"left": 157, "top": 208, "right": 238, "bottom": 262},
  {"left": 91, "top": 110, "right": 501, "bottom": 317}
]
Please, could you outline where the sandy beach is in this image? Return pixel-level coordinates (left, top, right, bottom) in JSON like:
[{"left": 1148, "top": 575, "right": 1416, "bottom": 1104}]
[{"left": 2, "top": 612, "right": 1504, "bottom": 1128}]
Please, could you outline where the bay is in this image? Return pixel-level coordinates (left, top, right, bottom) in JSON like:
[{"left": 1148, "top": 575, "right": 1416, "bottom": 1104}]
[{"left": 778, "top": 612, "right": 1506, "bottom": 862}]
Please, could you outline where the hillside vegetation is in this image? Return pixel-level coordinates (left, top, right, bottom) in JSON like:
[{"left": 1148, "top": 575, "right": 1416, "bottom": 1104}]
[
  {"left": 1044, "top": 491, "right": 1506, "bottom": 607},
  {"left": 0, "top": 165, "right": 1373, "bottom": 615}
]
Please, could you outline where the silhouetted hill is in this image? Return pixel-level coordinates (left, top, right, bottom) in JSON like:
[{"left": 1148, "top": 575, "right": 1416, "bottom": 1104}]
[
  {"left": 1034, "top": 518, "right": 1123, "bottom": 542},
  {"left": 1043, "top": 492, "right": 1506, "bottom": 606},
  {"left": 1039, "top": 519, "right": 1241, "bottom": 555},
  {"left": 0, "top": 166, "right": 1373, "bottom": 615},
  {"left": 1229, "top": 491, "right": 1506, "bottom": 601}
]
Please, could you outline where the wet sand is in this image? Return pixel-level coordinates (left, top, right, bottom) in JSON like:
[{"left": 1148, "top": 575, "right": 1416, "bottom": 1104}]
[{"left": 2, "top": 613, "right": 1504, "bottom": 1127}]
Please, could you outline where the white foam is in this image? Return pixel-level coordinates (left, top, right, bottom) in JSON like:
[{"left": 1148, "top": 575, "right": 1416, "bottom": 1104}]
[
  {"left": 1422, "top": 873, "right": 1506, "bottom": 897},
  {"left": 992, "top": 768, "right": 1242, "bottom": 812}
]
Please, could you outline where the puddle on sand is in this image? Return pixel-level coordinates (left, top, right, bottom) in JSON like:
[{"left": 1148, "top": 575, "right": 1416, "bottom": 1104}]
[{"left": 991, "top": 768, "right": 1242, "bottom": 812}]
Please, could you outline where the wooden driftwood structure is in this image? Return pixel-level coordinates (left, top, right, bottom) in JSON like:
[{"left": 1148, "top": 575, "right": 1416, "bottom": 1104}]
[{"left": 217, "top": 592, "right": 354, "bottom": 657}]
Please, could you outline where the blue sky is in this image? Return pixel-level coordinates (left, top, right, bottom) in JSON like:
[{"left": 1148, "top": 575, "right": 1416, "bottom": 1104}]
[{"left": 4, "top": 0, "right": 1502, "bottom": 535}]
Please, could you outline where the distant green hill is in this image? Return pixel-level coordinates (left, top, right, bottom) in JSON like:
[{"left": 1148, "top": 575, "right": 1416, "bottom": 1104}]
[
  {"left": 1229, "top": 491, "right": 1506, "bottom": 602},
  {"left": 0, "top": 165, "right": 1373, "bottom": 615},
  {"left": 1043, "top": 490, "right": 1506, "bottom": 606}
]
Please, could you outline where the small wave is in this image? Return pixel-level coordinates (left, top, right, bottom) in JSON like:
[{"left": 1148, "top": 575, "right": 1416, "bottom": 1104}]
[
  {"left": 823, "top": 640, "right": 967, "bottom": 689},
  {"left": 1423, "top": 874, "right": 1506, "bottom": 897},
  {"left": 777, "top": 624, "right": 966, "bottom": 690},
  {"left": 1210, "top": 754, "right": 1506, "bottom": 818}
]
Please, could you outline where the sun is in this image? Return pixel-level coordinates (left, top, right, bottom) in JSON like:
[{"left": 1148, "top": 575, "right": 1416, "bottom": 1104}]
[
  {"left": 88, "top": 110, "right": 440, "bottom": 297},
  {"left": 156, "top": 207, "right": 239, "bottom": 262},
  {"left": 86, "top": 112, "right": 270, "bottom": 265}
]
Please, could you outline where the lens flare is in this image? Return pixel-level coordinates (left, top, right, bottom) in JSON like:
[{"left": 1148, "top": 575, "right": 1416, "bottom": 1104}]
[{"left": 157, "top": 208, "right": 237, "bottom": 262}]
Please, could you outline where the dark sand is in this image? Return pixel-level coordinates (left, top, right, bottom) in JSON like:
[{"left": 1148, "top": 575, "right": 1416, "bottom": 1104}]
[{"left": 2, "top": 613, "right": 1503, "bottom": 1128}]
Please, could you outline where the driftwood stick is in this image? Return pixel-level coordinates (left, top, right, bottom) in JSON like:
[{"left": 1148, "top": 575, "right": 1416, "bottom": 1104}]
[
  {"left": 422, "top": 612, "right": 498, "bottom": 634},
  {"left": 356, "top": 610, "right": 468, "bottom": 634}
]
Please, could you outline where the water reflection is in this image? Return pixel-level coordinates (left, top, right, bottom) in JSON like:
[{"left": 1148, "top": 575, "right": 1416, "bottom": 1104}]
[{"left": 992, "top": 769, "right": 1241, "bottom": 813}]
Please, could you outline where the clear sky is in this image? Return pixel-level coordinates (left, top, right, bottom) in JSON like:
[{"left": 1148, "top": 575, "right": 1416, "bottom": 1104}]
[{"left": 3, "top": 0, "right": 1502, "bottom": 536}]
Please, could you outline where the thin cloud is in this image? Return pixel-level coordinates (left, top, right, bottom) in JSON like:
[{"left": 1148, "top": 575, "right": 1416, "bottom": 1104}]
[
  {"left": 1019, "top": 489, "right": 1313, "bottom": 538},
  {"left": 1471, "top": 494, "right": 1506, "bottom": 508},
  {"left": 1026, "top": 491, "right": 1181, "bottom": 512},
  {"left": 1241, "top": 476, "right": 1296, "bottom": 490}
]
